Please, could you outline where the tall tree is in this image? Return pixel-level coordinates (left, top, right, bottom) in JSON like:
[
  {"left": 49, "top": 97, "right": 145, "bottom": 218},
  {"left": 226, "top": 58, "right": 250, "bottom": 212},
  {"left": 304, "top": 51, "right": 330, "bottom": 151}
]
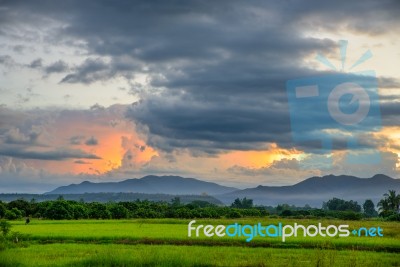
[
  {"left": 363, "top": 199, "right": 376, "bottom": 217},
  {"left": 378, "top": 190, "right": 400, "bottom": 216}
]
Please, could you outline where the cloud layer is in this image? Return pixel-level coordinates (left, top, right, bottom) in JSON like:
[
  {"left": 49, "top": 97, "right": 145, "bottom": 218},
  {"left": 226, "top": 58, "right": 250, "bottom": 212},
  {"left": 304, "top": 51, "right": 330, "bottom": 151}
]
[{"left": 0, "top": 1, "right": 399, "bottom": 192}]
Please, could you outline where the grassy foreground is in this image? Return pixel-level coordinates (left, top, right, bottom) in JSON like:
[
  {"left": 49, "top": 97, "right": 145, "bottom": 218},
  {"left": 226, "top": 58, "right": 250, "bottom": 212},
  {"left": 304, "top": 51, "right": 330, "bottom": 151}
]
[
  {"left": 0, "top": 218, "right": 399, "bottom": 266},
  {"left": 0, "top": 243, "right": 399, "bottom": 267}
]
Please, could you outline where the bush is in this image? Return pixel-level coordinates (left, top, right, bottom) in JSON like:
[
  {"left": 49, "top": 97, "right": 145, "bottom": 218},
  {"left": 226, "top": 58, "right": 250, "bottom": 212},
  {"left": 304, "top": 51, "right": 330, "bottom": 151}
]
[
  {"left": 280, "top": 210, "right": 293, "bottom": 217},
  {"left": 0, "top": 202, "right": 6, "bottom": 218},
  {"left": 72, "top": 204, "right": 89, "bottom": 219},
  {"left": 108, "top": 204, "right": 129, "bottom": 219},
  {"left": 226, "top": 209, "right": 242, "bottom": 218},
  {"left": 385, "top": 213, "right": 400, "bottom": 221},
  {"left": 7, "top": 199, "right": 30, "bottom": 216},
  {"left": 89, "top": 203, "right": 111, "bottom": 219},
  {"left": 0, "top": 220, "right": 11, "bottom": 236},
  {"left": 45, "top": 201, "right": 73, "bottom": 220},
  {"left": 336, "top": 211, "right": 362, "bottom": 220},
  {"left": 4, "top": 209, "right": 23, "bottom": 220}
]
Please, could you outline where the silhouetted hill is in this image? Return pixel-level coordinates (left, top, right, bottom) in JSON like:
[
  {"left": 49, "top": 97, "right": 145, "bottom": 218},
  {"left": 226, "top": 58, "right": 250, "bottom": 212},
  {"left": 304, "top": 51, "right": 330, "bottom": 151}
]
[
  {"left": 218, "top": 174, "right": 400, "bottom": 207},
  {"left": 46, "top": 175, "right": 238, "bottom": 195},
  {"left": 42, "top": 174, "right": 400, "bottom": 207}
]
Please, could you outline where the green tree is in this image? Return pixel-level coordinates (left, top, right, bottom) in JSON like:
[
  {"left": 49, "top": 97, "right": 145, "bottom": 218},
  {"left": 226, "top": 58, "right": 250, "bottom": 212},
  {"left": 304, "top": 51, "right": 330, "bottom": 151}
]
[
  {"left": 7, "top": 199, "right": 30, "bottom": 216},
  {"left": 4, "top": 208, "right": 23, "bottom": 220},
  {"left": 171, "top": 197, "right": 181, "bottom": 207},
  {"left": 71, "top": 204, "right": 89, "bottom": 219},
  {"left": 0, "top": 220, "right": 11, "bottom": 236},
  {"left": 378, "top": 190, "right": 400, "bottom": 217},
  {"left": 44, "top": 200, "right": 73, "bottom": 220},
  {"left": 4, "top": 210, "right": 17, "bottom": 220},
  {"left": 325, "top": 198, "right": 361, "bottom": 212},
  {"left": 0, "top": 202, "right": 6, "bottom": 218},
  {"left": 88, "top": 202, "right": 111, "bottom": 219},
  {"left": 108, "top": 204, "right": 129, "bottom": 219},
  {"left": 363, "top": 199, "right": 377, "bottom": 217},
  {"left": 231, "top": 198, "right": 253, "bottom": 209}
]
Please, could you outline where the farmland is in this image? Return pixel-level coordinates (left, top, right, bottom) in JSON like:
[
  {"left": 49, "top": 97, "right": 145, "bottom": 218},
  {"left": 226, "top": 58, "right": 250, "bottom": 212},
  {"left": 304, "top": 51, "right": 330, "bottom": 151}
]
[{"left": 0, "top": 218, "right": 399, "bottom": 266}]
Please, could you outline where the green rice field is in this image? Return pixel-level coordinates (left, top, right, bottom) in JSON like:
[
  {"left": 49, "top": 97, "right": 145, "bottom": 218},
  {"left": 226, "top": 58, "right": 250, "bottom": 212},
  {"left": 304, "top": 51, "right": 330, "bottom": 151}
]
[{"left": 0, "top": 218, "right": 399, "bottom": 266}]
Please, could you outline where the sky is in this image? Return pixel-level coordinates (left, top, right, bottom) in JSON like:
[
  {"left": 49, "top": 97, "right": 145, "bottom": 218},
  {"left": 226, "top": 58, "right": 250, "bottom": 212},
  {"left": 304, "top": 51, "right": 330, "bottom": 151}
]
[{"left": 0, "top": 0, "right": 399, "bottom": 193}]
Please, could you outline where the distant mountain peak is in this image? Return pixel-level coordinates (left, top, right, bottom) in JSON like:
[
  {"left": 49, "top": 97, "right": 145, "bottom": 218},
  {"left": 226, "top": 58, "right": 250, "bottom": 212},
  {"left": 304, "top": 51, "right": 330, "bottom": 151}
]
[
  {"left": 371, "top": 174, "right": 392, "bottom": 180},
  {"left": 46, "top": 175, "right": 237, "bottom": 195},
  {"left": 219, "top": 174, "right": 400, "bottom": 207}
]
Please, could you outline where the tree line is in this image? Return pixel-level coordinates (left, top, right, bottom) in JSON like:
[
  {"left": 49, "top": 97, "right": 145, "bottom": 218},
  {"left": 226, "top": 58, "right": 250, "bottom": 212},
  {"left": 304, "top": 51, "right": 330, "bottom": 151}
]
[
  {"left": 0, "top": 191, "right": 398, "bottom": 221},
  {"left": 0, "top": 196, "right": 267, "bottom": 220}
]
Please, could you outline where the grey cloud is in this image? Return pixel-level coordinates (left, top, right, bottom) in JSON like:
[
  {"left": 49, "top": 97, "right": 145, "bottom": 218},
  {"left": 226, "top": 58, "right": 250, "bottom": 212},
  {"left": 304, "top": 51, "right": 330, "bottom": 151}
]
[
  {"left": 3, "top": 127, "right": 40, "bottom": 146},
  {"left": 60, "top": 58, "right": 108, "bottom": 83},
  {"left": 60, "top": 57, "right": 140, "bottom": 84},
  {"left": 28, "top": 58, "right": 43, "bottom": 69},
  {"left": 381, "top": 101, "right": 400, "bottom": 126},
  {"left": 0, "top": 55, "right": 16, "bottom": 67},
  {"left": 127, "top": 93, "right": 293, "bottom": 153},
  {"left": 74, "top": 160, "right": 91, "bottom": 164},
  {"left": 45, "top": 60, "right": 69, "bottom": 74},
  {"left": 90, "top": 103, "right": 105, "bottom": 111},
  {"left": 1, "top": 0, "right": 399, "bottom": 156},
  {"left": 70, "top": 135, "right": 85, "bottom": 145},
  {"left": 12, "top": 45, "right": 25, "bottom": 53},
  {"left": 0, "top": 146, "right": 101, "bottom": 161},
  {"left": 85, "top": 136, "right": 98, "bottom": 146},
  {"left": 378, "top": 77, "right": 400, "bottom": 89}
]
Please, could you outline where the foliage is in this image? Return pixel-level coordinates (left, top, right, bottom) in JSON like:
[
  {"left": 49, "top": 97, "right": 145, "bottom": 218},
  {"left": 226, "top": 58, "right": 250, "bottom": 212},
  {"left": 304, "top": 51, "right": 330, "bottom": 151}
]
[
  {"left": 363, "top": 199, "right": 377, "bottom": 217},
  {"left": 324, "top": 198, "right": 361, "bottom": 212},
  {"left": 4, "top": 208, "right": 23, "bottom": 220},
  {"left": 108, "top": 204, "right": 129, "bottom": 219},
  {"left": 378, "top": 190, "right": 400, "bottom": 218},
  {"left": 230, "top": 197, "right": 253, "bottom": 209},
  {"left": 88, "top": 202, "right": 111, "bottom": 219},
  {"left": 0, "top": 202, "right": 6, "bottom": 218},
  {"left": 44, "top": 200, "right": 74, "bottom": 220},
  {"left": 0, "top": 220, "right": 11, "bottom": 236},
  {"left": 5, "top": 193, "right": 400, "bottom": 221},
  {"left": 7, "top": 199, "right": 30, "bottom": 216}
]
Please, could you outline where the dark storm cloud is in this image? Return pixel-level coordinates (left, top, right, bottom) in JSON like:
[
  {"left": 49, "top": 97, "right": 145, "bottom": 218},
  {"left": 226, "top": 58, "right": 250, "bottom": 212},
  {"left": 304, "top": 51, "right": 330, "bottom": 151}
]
[
  {"left": 127, "top": 92, "right": 293, "bottom": 153},
  {"left": 1, "top": 0, "right": 399, "bottom": 153},
  {"left": 0, "top": 146, "right": 101, "bottom": 161}
]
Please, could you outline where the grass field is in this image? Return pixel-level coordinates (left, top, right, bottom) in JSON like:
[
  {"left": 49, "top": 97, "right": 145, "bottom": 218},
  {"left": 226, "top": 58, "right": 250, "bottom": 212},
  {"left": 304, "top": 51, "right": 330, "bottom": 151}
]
[{"left": 0, "top": 218, "right": 399, "bottom": 266}]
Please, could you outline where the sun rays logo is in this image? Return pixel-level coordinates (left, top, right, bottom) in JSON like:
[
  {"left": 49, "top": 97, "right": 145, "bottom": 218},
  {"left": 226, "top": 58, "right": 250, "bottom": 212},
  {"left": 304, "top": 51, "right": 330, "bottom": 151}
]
[{"left": 286, "top": 40, "right": 381, "bottom": 169}]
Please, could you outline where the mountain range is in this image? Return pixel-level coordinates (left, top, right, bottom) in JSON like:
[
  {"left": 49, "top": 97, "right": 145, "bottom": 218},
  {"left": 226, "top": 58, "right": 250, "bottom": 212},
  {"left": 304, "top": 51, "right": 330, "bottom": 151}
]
[
  {"left": 46, "top": 175, "right": 237, "bottom": 195},
  {"left": 46, "top": 174, "right": 400, "bottom": 207},
  {"left": 217, "top": 174, "right": 400, "bottom": 206}
]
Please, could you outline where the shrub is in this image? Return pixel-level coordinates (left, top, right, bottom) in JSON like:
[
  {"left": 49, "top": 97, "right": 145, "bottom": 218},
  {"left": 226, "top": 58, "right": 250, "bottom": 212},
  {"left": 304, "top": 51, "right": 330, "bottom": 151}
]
[
  {"left": 226, "top": 209, "right": 242, "bottom": 218},
  {"left": 4, "top": 210, "right": 20, "bottom": 220},
  {"left": 385, "top": 213, "right": 400, "bottom": 221},
  {"left": 0, "top": 220, "right": 11, "bottom": 236},
  {"left": 45, "top": 201, "right": 73, "bottom": 220},
  {"left": 108, "top": 204, "right": 129, "bottom": 219}
]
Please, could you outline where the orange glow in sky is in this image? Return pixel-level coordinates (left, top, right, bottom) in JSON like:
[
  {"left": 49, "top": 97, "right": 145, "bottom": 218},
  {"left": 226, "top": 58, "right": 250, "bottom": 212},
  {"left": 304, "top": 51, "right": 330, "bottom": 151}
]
[{"left": 220, "top": 144, "right": 303, "bottom": 169}]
